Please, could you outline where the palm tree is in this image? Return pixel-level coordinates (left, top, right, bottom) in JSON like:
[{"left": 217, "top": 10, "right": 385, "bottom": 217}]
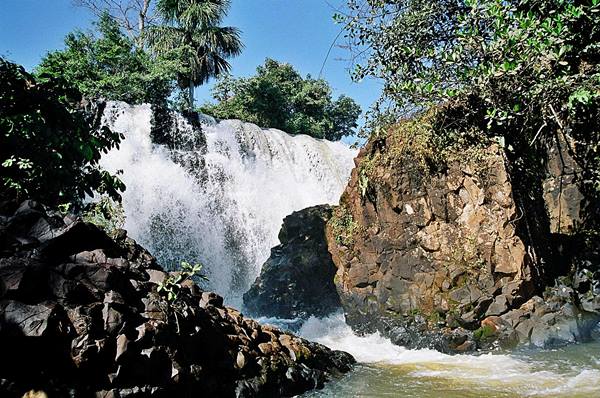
[{"left": 148, "top": 0, "right": 243, "bottom": 109}]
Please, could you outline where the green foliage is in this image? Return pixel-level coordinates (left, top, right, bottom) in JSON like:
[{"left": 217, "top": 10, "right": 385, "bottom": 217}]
[
  {"left": 148, "top": 0, "right": 243, "bottom": 109},
  {"left": 0, "top": 58, "right": 125, "bottom": 206},
  {"left": 330, "top": 205, "right": 360, "bottom": 246},
  {"left": 36, "top": 13, "right": 180, "bottom": 105},
  {"left": 473, "top": 324, "right": 497, "bottom": 341},
  {"left": 344, "top": 0, "right": 600, "bottom": 229},
  {"left": 201, "top": 59, "right": 362, "bottom": 140},
  {"left": 157, "top": 261, "right": 208, "bottom": 302},
  {"left": 83, "top": 196, "right": 126, "bottom": 236}
]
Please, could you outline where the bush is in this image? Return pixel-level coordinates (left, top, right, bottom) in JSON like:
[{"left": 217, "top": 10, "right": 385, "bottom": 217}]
[
  {"left": 82, "top": 196, "right": 126, "bottom": 236},
  {"left": 0, "top": 58, "right": 125, "bottom": 207},
  {"left": 201, "top": 59, "right": 361, "bottom": 140}
]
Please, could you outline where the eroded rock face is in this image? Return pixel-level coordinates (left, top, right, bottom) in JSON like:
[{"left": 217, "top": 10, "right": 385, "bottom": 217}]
[
  {"left": 327, "top": 141, "right": 539, "bottom": 345},
  {"left": 543, "top": 131, "right": 585, "bottom": 235},
  {"left": 0, "top": 200, "right": 354, "bottom": 398},
  {"left": 326, "top": 124, "right": 600, "bottom": 351},
  {"left": 243, "top": 205, "right": 341, "bottom": 320}
]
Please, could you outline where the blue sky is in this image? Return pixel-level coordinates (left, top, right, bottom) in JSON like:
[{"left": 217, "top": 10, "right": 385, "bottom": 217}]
[{"left": 0, "top": 0, "right": 382, "bottom": 121}]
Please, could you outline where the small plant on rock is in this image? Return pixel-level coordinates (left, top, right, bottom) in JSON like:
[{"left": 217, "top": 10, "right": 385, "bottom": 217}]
[
  {"left": 157, "top": 261, "right": 208, "bottom": 303},
  {"left": 83, "top": 196, "right": 126, "bottom": 236}
]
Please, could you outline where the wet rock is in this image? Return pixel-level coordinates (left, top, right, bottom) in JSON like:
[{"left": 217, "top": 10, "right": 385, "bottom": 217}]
[
  {"left": 0, "top": 202, "right": 354, "bottom": 397},
  {"left": 244, "top": 205, "right": 341, "bottom": 320}
]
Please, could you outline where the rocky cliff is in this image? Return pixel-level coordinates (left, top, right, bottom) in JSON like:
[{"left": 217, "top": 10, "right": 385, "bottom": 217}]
[
  {"left": 243, "top": 205, "right": 340, "bottom": 321},
  {"left": 0, "top": 200, "right": 354, "bottom": 398},
  {"left": 326, "top": 119, "right": 599, "bottom": 351}
]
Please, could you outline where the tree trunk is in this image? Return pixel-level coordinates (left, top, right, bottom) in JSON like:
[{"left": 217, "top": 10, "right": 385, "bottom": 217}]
[
  {"left": 188, "top": 78, "right": 195, "bottom": 110},
  {"left": 137, "top": 0, "right": 151, "bottom": 48}
]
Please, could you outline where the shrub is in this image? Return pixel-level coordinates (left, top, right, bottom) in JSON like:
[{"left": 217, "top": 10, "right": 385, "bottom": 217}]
[{"left": 0, "top": 58, "right": 125, "bottom": 207}]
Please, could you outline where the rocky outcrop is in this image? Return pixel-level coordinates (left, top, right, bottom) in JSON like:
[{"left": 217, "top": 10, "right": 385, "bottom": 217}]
[
  {"left": 326, "top": 122, "right": 599, "bottom": 351},
  {"left": 326, "top": 139, "right": 536, "bottom": 351},
  {"left": 244, "top": 205, "right": 341, "bottom": 320},
  {"left": 543, "top": 131, "right": 585, "bottom": 235},
  {"left": 0, "top": 200, "right": 354, "bottom": 398}
]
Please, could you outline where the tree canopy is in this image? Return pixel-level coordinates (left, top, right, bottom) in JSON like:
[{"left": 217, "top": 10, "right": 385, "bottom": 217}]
[
  {"left": 201, "top": 59, "right": 362, "bottom": 140},
  {"left": 0, "top": 58, "right": 125, "bottom": 206},
  {"left": 341, "top": 0, "right": 600, "bottom": 233},
  {"left": 36, "top": 13, "right": 180, "bottom": 105},
  {"left": 148, "top": 0, "right": 243, "bottom": 108}
]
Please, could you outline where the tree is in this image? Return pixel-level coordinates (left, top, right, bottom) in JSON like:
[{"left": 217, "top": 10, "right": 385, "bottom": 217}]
[
  {"left": 0, "top": 58, "right": 125, "bottom": 207},
  {"left": 341, "top": 0, "right": 600, "bottom": 239},
  {"left": 341, "top": 0, "right": 600, "bottom": 144},
  {"left": 73, "top": 0, "right": 157, "bottom": 48},
  {"left": 36, "top": 13, "right": 180, "bottom": 105},
  {"left": 148, "top": 0, "right": 243, "bottom": 109},
  {"left": 201, "top": 59, "right": 362, "bottom": 140}
]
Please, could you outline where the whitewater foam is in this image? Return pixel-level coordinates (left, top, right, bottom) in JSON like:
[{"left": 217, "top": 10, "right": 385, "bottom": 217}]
[
  {"left": 100, "top": 102, "right": 356, "bottom": 303},
  {"left": 299, "top": 314, "right": 600, "bottom": 397}
]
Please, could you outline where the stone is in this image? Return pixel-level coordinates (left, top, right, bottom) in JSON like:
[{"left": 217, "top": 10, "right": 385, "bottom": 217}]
[
  {"left": 146, "top": 269, "right": 168, "bottom": 285},
  {"left": 236, "top": 351, "right": 247, "bottom": 369},
  {"left": 199, "top": 291, "right": 223, "bottom": 308},
  {"left": 243, "top": 205, "right": 341, "bottom": 320},
  {"left": 0, "top": 201, "right": 354, "bottom": 397},
  {"left": 326, "top": 135, "right": 546, "bottom": 351},
  {"left": 115, "top": 334, "right": 130, "bottom": 362},
  {"left": 0, "top": 300, "right": 65, "bottom": 337},
  {"left": 485, "top": 294, "right": 509, "bottom": 316}
]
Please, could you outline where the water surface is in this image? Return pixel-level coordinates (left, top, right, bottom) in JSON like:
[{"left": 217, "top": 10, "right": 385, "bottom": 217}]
[{"left": 299, "top": 315, "right": 600, "bottom": 398}]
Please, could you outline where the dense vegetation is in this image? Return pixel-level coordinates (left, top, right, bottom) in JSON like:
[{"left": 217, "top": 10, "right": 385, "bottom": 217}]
[
  {"left": 341, "top": 0, "right": 600, "bottom": 229},
  {"left": 201, "top": 59, "right": 362, "bottom": 140},
  {"left": 37, "top": 13, "right": 179, "bottom": 105},
  {"left": 148, "top": 0, "right": 244, "bottom": 109},
  {"left": 40, "top": 0, "right": 243, "bottom": 109},
  {"left": 0, "top": 59, "right": 124, "bottom": 207}
]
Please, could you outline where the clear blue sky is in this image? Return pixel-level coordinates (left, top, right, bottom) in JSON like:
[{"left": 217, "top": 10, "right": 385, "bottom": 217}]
[{"left": 0, "top": 0, "right": 381, "bottom": 120}]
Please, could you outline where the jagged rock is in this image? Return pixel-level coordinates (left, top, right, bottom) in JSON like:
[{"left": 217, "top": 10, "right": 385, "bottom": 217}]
[
  {"left": 0, "top": 300, "right": 68, "bottom": 337},
  {"left": 326, "top": 140, "right": 540, "bottom": 351},
  {"left": 543, "top": 131, "right": 585, "bottom": 235},
  {"left": 0, "top": 201, "right": 354, "bottom": 398},
  {"left": 326, "top": 125, "right": 599, "bottom": 351},
  {"left": 244, "top": 205, "right": 341, "bottom": 320}
]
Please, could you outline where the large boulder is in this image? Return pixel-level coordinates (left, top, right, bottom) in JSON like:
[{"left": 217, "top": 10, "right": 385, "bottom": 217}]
[
  {"left": 326, "top": 121, "right": 599, "bottom": 351},
  {"left": 0, "top": 201, "right": 354, "bottom": 398},
  {"left": 244, "top": 205, "right": 341, "bottom": 320}
]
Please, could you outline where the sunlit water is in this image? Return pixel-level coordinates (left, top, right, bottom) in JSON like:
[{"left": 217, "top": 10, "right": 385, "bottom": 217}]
[
  {"left": 101, "top": 103, "right": 599, "bottom": 397},
  {"left": 298, "top": 314, "right": 600, "bottom": 398},
  {"left": 101, "top": 102, "right": 355, "bottom": 304}
]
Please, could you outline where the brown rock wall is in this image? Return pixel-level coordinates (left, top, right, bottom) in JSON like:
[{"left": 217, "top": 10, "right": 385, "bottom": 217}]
[{"left": 327, "top": 136, "right": 540, "bottom": 335}]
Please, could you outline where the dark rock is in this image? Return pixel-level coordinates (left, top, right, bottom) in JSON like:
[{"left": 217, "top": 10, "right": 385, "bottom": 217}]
[
  {"left": 0, "top": 300, "right": 69, "bottom": 337},
  {"left": 0, "top": 202, "right": 354, "bottom": 397},
  {"left": 244, "top": 205, "right": 341, "bottom": 320},
  {"left": 199, "top": 291, "right": 223, "bottom": 308},
  {"left": 40, "top": 221, "right": 119, "bottom": 260}
]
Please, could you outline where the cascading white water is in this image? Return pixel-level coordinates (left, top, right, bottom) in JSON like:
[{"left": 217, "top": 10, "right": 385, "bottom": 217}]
[
  {"left": 100, "top": 102, "right": 356, "bottom": 304},
  {"left": 99, "top": 102, "right": 600, "bottom": 398},
  {"left": 298, "top": 314, "right": 600, "bottom": 397}
]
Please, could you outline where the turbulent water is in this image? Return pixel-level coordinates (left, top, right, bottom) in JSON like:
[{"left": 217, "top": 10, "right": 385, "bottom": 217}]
[
  {"left": 101, "top": 102, "right": 355, "bottom": 303},
  {"left": 101, "top": 102, "right": 599, "bottom": 397},
  {"left": 298, "top": 314, "right": 600, "bottom": 398}
]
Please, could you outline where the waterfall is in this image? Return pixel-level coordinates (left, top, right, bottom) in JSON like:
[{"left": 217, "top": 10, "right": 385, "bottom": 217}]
[{"left": 100, "top": 102, "right": 356, "bottom": 304}]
